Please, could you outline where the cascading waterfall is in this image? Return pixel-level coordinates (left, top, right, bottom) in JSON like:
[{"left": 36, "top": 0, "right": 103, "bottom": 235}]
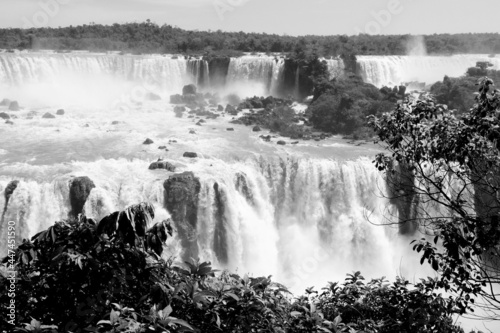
[
  {"left": 187, "top": 58, "right": 210, "bottom": 88},
  {"left": 226, "top": 55, "right": 285, "bottom": 96},
  {"left": 321, "top": 57, "right": 345, "bottom": 79},
  {"left": 0, "top": 52, "right": 189, "bottom": 93},
  {"left": 356, "top": 54, "right": 500, "bottom": 88},
  {"left": 0, "top": 156, "right": 417, "bottom": 291}
]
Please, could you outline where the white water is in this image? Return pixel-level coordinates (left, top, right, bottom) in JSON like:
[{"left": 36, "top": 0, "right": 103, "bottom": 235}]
[
  {"left": 357, "top": 54, "right": 500, "bottom": 87},
  {"left": 226, "top": 55, "right": 285, "bottom": 96},
  {"left": 322, "top": 57, "right": 345, "bottom": 79}
]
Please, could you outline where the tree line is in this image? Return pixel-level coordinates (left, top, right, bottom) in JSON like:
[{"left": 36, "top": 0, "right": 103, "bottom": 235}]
[{"left": 0, "top": 21, "right": 499, "bottom": 56}]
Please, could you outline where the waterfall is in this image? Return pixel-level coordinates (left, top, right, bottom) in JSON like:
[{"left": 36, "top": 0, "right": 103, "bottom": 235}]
[
  {"left": 187, "top": 58, "right": 210, "bottom": 88},
  {"left": 356, "top": 54, "right": 500, "bottom": 87},
  {"left": 321, "top": 57, "right": 345, "bottom": 79},
  {"left": 0, "top": 156, "right": 420, "bottom": 292},
  {"left": 226, "top": 55, "right": 285, "bottom": 96},
  {"left": 0, "top": 52, "right": 189, "bottom": 93}
]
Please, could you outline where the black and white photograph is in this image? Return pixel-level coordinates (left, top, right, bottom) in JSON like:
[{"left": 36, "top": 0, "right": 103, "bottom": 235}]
[{"left": 1, "top": 0, "right": 500, "bottom": 332}]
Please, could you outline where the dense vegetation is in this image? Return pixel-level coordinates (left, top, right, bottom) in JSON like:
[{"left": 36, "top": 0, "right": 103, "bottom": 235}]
[
  {"left": 307, "top": 73, "right": 397, "bottom": 138},
  {"left": 1, "top": 203, "right": 464, "bottom": 332},
  {"left": 431, "top": 62, "right": 500, "bottom": 114},
  {"left": 1, "top": 21, "right": 500, "bottom": 56},
  {"left": 368, "top": 77, "right": 500, "bottom": 321}
]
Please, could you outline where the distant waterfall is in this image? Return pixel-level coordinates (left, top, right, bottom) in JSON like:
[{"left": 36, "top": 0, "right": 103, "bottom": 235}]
[
  {"left": 187, "top": 58, "right": 210, "bottom": 88},
  {"left": 0, "top": 52, "right": 189, "bottom": 92},
  {"left": 226, "top": 55, "right": 285, "bottom": 96},
  {"left": 356, "top": 54, "right": 500, "bottom": 87},
  {"left": 321, "top": 57, "right": 345, "bottom": 79}
]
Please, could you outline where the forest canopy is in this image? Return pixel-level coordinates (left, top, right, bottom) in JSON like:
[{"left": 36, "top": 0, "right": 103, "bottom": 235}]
[{"left": 1, "top": 21, "right": 500, "bottom": 56}]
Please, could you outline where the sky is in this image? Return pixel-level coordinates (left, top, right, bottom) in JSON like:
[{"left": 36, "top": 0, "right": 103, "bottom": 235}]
[{"left": 0, "top": 0, "right": 499, "bottom": 36}]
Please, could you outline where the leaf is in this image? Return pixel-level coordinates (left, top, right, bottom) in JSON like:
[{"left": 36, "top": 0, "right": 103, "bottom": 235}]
[
  {"left": 166, "top": 317, "right": 195, "bottom": 331},
  {"left": 225, "top": 292, "right": 240, "bottom": 301},
  {"left": 163, "top": 305, "right": 173, "bottom": 317},
  {"left": 110, "top": 309, "right": 120, "bottom": 324}
]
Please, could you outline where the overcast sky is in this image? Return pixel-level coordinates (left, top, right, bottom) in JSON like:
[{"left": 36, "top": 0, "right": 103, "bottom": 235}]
[{"left": 1, "top": 0, "right": 499, "bottom": 36}]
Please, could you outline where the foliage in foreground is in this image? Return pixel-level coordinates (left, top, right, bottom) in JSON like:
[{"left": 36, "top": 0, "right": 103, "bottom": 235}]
[
  {"left": 369, "top": 77, "right": 500, "bottom": 317},
  {"left": 1, "top": 203, "right": 463, "bottom": 332}
]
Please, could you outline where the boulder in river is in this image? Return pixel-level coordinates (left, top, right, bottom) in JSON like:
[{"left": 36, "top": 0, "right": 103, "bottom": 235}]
[
  {"left": 183, "top": 152, "right": 198, "bottom": 158},
  {"left": 277, "top": 140, "right": 286, "bottom": 145},
  {"left": 170, "top": 94, "right": 184, "bottom": 104},
  {"left": 42, "top": 112, "right": 56, "bottom": 119},
  {"left": 8, "top": 101, "right": 20, "bottom": 111},
  {"left": 143, "top": 138, "right": 154, "bottom": 145},
  {"left": 182, "top": 84, "right": 197, "bottom": 96},
  {"left": 259, "top": 135, "right": 271, "bottom": 142},
  {"left": 252, "top": 126, "right": 261, "bottom": 132},
  {"left": 149, "top": 160, "right": 176, "bottom": 172},
  {"left": 0, "top": 112, "right": 10, "bottom": 120},
  {"left": 56, "top": 109, "right": 65, "bottom": 115},
  {"left": 69, "top": 176, "right": 95, "bottom": 217},
  {"left": 0, "top": 98, "right": 11, "bottom": 106}
]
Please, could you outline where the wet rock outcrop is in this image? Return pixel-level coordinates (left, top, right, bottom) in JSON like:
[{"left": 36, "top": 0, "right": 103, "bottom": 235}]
[
  {"left": 164, "top": 172, "right": 201, "bottom": 260},
  {"left": 213, "top": 182, "right": 228, "bottom": 264},
  {"left": 385, "top": 162, "right": 419, "bottom": 235},
  {"left": 2, "top": 180, "right": 19, "bottom": 222},
  {"left": 69, "top": 176, "right": 95, "bottom": 217},
  {"left": 149, "top": 160, "right": 176, "bottom": 172}
]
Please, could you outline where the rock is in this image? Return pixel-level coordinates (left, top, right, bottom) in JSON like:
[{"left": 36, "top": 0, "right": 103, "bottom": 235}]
[
  {"left": 189, "top": 130, "right": 196, "bottom": 134},
  {"left": 69, "top": 176, "right": 95, "bottom": 217},
  {"left": 111, "top": 121, "right": 120, "bottom": 125},
  {"left": 291, "top": 141, "right": 299, "bottom": 145},
  {"left": 260, "top": 135, "right": 271, "bottom": 142},
  {"left": 226, "top": 128, "right": 235, "bottom": 131},
  {"left": 146, "top": 92, "right": 161, "bottom": 101},
  {"left": 158, "top": 146, "right": 167, "bottom": 149},
  {"left": 225, "top": 104, "right": 237, "bottom": 115},
  {"left": 56, "top": 109, "right": 65, "bottom": 115},
  {"left": 8, "top": 101, "right": 20, "bottom": 111},
  {"left": 195, "top": 121, "right": 202, "bottom": 126},
  {"left": 252, "top": 126, "right": 261, "bottom": 132},
  {"left": 4, "top": 180, "right": 19, "bottom": 206},
  {"left": 217, "top": 104, "right": 224, "bottom": 111},
  {"left": 226, "top": 94, "right": 241, "bottom": 106},
  {"left": 169, "top": 140, "right": 177, "bottom": 143},
  {"left": 163, "top": 172, "right": 201, "bottom": 260},
  {"left": 174, "top": 105, "right": 186, "bottom": 113},
  {"left": 143, "top": 138, "right": 154, "bottom": 144},
  {"left": 170, "top": 94, "right": 184, "bottom": 104},
  {"left": 0, "top": 112, "right": 10, "bottom": 120},
  {"left": 182, "top": 84, "right": 197, "bottom": 96},
  {"left": 0, "top": 98, "right": 11, "bottom": 106},
  {"left": 277, "top": 140, "right": 286, "bottom": 145},
  {"left": 42, "top": 112, "right": 56, "bottom": 119},
  {"left": 5, "top": 120, "right": 13, "bottom": 125},
  {"left": 183, "top": 152, "right": 198, "bottom": 158},
  {"left": 149, "top": 161, "right": 176, "bottom": 172}
]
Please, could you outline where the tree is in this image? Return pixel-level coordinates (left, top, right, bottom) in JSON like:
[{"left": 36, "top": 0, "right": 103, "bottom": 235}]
[{"left": 368, "top": 77, "right": 500, "bottom": 320}]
